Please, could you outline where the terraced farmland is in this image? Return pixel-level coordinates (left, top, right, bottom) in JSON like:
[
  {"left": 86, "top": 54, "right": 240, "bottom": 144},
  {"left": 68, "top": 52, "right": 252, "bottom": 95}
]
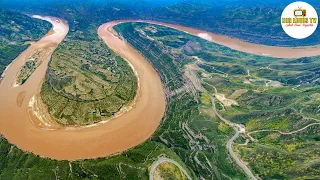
[{"left": 41, "top": 37, "right": 137, "bottom": 125}]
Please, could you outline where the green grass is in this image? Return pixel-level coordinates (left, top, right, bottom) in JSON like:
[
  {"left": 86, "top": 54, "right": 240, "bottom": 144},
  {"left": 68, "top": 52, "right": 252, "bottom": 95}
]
[
  {"left": 201, "top": 92, "right": 211, "bottom": 105},
  {"left": 154, "top": 162, "right": 188, "bottom": 180}
]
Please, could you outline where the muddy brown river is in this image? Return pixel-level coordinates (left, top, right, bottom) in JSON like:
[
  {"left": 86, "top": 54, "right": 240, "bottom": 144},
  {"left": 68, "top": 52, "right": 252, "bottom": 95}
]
[{"left": 0, "top": 17, "right": 319, "bottom": 160}]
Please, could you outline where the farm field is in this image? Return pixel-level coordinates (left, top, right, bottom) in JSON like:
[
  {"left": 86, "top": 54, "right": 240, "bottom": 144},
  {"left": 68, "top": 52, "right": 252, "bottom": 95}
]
[{"left": 41, "top": 37, "right": 137, "bottom": 125}]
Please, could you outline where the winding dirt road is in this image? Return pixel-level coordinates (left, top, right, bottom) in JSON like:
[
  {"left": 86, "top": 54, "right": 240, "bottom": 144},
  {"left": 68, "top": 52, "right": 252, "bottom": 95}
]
[
  {"left": 248, "top": 123, "right": 320, "bottom": 142},
  {"left": 1, "top": 17, "right": 320, "bottom": 161}
]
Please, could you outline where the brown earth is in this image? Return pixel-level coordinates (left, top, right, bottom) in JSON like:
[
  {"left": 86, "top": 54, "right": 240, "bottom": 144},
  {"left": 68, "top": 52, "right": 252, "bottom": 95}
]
[{"left": 16, "top": 91, "right": 26, "bottom": 107}]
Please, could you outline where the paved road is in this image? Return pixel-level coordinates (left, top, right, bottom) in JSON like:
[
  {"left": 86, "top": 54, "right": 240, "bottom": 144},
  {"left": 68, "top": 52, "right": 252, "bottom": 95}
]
[
  {"left": 211, "top": 97, "right": 257, "bottom": 180},
  {"left": 149, "top": 157, "right": 192, "bottom": 180},
  {"left": 227, "top": 129, "right": 257, "bottom": 180}
]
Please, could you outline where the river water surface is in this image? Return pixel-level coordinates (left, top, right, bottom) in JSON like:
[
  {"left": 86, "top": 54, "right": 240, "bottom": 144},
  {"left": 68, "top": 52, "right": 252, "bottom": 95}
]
[{"left": 0, "top": 18, "right": 319, "bottom": 160}]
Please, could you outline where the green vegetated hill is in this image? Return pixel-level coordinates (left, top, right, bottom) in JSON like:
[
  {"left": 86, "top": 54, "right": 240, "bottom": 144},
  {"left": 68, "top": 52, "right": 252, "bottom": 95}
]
[
  {"left": 10, "top": 5, "right": 138, "bottom": 126},
  {"left": 113, "top": 22, "right": 320, "bottom": 179},
  {"left": 0, "top": 9, "right": 51, "bottom": 75},
  {"left": 153, "top": 162, "right": 188, "bottom": 180},
  {"left": 0, "top": 137, "right": 197, "bottom": 180},
  {"left": 147, "top": 0, "right": 320, "bottom": 47},
  {"left": 40, "top": 36, "right": 137, "bottom": 125},
  {"left": 114, "top": 22, "right": 247, "bottom": 179}
]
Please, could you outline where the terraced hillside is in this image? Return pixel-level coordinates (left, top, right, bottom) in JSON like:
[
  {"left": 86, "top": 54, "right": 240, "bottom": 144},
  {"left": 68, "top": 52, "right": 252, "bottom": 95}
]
[
  {"left": 0, "top": 137, "right": 197, "bottom": 179},
  {"left": 114, "top": 22, "right": 320, "bottom": 179},
  {"left": 0, "top": 9, "right": 51, "bottom": 75},
  {"left": 115, "top": 22, "right": 248, "bottom": 179}
]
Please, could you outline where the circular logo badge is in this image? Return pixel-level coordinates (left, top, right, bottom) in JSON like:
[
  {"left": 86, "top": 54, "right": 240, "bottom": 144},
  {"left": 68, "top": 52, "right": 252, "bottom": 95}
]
[{"left": 281, "top": 1, "right": 318, "bottom": 39}]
